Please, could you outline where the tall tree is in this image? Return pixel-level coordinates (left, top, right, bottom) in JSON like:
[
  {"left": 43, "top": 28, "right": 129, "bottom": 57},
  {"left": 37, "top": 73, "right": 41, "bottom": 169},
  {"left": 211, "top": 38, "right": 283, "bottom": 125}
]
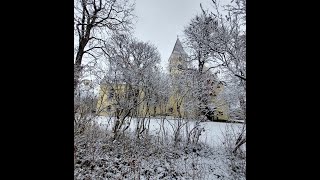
[
  {"left": 74, "top": 0, "right": 135, "bottom": 92},
  {"left": 184, "top": 0, "right": 246, "bottom": 119},
  {"left": 100, "top": 33, "right": 161, "bottom": 139},
  {"left": 184, "top": 0, "right": 246, "bottom": 153}
]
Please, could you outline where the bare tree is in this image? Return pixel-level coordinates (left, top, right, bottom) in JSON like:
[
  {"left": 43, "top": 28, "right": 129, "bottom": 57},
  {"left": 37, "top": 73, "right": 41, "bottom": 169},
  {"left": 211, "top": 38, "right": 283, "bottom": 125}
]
[
  {"left": 74, "top": 0, "right": 135, "bottom": 92},
  {"left": 99, "top": 33, "right": 161, "bottom": 140},
  {"left": 183, "top": 0, "right": 246, "bottom": 158},
  {"left": 184, "top": 0, "right": 246, "bottom": 82}
]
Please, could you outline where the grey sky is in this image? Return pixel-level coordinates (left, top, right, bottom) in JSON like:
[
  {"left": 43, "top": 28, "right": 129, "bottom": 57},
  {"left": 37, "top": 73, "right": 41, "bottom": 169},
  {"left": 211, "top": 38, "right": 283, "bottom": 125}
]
[{"left": 133, "top": 0, "right": 229, "bottom": 72}]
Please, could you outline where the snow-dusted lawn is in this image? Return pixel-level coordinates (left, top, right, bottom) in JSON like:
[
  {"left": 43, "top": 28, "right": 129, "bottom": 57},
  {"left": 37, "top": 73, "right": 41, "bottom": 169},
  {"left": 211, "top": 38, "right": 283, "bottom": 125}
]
[{"left": 95, "top": 116, "right": 244, "bottom": 147}]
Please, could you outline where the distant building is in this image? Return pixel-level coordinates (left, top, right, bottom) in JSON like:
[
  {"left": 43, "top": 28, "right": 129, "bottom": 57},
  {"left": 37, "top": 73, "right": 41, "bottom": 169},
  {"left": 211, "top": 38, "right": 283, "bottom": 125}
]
[{"left": 96, "top": 38, "right": 229, "bottom": 120}]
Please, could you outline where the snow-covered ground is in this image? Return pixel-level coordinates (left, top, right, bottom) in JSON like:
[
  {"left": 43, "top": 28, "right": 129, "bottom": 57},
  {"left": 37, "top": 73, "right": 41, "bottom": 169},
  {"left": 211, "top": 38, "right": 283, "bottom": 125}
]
[
  {"left": 75, "top": 116, "right": 246, "bottom": 179},
  {"left": 95, "top": 116, "right": 244, "bottom": 147}
]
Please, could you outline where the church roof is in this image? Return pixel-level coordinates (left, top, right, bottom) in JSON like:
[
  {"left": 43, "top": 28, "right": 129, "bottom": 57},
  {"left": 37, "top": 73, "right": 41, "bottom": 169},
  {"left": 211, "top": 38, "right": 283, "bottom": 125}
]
[{"left": 171, "top": 37, "right": 187, "bottom": 55}]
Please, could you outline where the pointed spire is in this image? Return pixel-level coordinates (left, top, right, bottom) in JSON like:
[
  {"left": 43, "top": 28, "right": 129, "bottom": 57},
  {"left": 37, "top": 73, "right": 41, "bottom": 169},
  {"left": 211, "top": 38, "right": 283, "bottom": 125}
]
[
  {"left": 172, "top": 36, "right": 186, "bottom": 55},
  {"left": 168, "top": 36, "right": 188, "bottom": 72}
]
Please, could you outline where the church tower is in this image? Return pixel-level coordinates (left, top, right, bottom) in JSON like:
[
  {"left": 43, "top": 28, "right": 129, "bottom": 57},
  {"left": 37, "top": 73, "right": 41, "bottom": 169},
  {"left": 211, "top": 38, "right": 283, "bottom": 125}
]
[
  {"left": 168, "top": 37, "right": 188, "bottom": 76},
  {"left": 166, "top": 37, "right": 189, "bottom": 117}
]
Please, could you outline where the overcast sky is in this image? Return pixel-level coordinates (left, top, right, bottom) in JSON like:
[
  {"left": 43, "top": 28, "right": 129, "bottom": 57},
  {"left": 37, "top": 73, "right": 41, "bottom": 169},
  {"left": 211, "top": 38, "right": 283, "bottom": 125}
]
[{"left": 133, "top": 0, "right": 229, "bottom": 72}]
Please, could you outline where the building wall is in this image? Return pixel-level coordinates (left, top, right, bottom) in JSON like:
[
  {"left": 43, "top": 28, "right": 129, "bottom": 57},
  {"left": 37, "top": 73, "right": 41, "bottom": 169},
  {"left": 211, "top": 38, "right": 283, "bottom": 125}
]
[
  {"left": 96, "top": 84, "right": 127, "bottom": 116},
  {"left": 96, "top": 83, "right": 228, "bottom": 120}
]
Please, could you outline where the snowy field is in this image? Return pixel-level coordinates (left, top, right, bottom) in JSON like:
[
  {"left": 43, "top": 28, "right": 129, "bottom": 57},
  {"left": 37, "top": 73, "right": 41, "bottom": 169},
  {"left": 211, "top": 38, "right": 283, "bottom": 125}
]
[
  {"left": 75, "top": 117, "right": 246, "bottom": 179},
  {"left": 95, "top": 116, "right": 244, "bottom": 148}
]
